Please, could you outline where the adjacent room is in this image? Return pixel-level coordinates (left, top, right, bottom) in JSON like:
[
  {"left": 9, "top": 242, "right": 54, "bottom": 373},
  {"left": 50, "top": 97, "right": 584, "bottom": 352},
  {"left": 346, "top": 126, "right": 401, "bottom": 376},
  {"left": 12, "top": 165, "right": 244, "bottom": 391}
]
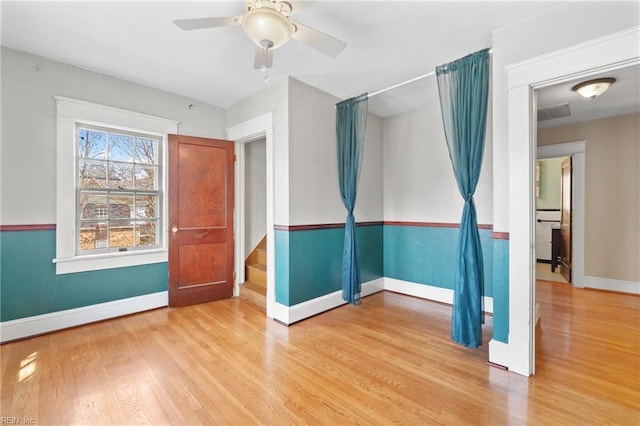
[{"left": 1, "top": 1, "right": 638, "bottom": 424}]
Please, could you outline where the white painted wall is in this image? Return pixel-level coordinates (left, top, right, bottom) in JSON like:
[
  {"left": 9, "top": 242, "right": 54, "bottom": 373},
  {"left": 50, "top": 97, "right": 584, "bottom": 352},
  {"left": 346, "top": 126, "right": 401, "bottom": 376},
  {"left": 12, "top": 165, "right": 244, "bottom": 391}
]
[
  {"left": 1, "top": 47, "right": 226, "bottom": 225},
  {"left": 288, "top": 78, "right": 383, "bottom": 225},
  {"left": 383, "top": 77, "right": 493, "bottom": 224},
  {"left": 491, "top": 1, "right": 640, "bottom": 233},
  {"left": 226, "top": 79, "right": 289, "bottom": 225},
  {"left": 358, "top": 113, "right": 384, "bottom": 223},
  {"left": 245, "top": 138, "right": 266, "bottom": 257}
]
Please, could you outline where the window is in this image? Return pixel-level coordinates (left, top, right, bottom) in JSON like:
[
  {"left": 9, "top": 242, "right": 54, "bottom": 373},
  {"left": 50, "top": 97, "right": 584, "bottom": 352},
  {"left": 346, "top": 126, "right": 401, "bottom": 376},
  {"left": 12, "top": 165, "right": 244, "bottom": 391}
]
[
  {"left": 54, "top": 96, "right": 178, "bottom": 274},
  {"left": 77, "top": 124, "right": 161, "bottom": 254}
]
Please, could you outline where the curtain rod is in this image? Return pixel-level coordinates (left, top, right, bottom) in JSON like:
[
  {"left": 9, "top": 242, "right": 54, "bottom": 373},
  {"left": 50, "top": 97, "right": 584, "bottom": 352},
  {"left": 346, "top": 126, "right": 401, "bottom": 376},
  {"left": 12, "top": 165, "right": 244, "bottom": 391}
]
[{"left": 368, "top": 49, "right": 493, "bottom": 98}]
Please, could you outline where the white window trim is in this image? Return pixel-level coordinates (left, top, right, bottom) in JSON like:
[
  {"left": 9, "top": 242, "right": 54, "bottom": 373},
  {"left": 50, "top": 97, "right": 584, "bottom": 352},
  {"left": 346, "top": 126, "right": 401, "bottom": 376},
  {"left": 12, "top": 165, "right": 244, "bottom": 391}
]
[{"left": 54, "top": 96, "right": 178, "bottom": 275}]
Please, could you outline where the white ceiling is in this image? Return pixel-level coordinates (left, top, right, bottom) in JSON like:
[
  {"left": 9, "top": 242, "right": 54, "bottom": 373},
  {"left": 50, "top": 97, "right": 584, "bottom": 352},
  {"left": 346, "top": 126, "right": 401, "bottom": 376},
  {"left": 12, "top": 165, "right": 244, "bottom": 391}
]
[{"left": 1, "top": 0, "right": 606, "bottom": 119}]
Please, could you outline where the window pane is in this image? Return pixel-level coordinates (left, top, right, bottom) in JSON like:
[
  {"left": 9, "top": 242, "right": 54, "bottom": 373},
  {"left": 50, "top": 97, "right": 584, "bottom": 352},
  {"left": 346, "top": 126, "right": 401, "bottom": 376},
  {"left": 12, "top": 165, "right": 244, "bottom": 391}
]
[
  {"left": 109, "top": 193, "right": 134, "bottom": 219},
  {"left": 109, "top": 220, "right": 133, "bottom": 248},
  {"left": 136, "top": 138, "right": 158, "bottom": 165},
  {"left": 79, "top": 221, "right": 108, "bottom": 250},
  {"left": 79, "top": 160, "right": 108, "bottom": 188},
  {"left": 79, "top": 192, "right": 108, "bottom": 220},
  {"left": 78, "top": 129, "right": 106, "bottom": 160},
  {"left": 135, "top": 194, "right": 158, "bottom": 219},
  {"left": 108, "top": 163, "right": 134, "bottom": 189},
  {"left": 135, "top": 221, "right": 158, "bottom": 246},
  {"left": 134, "top": 165, "right": 158, "bottom": 190},
  {"left": 108, "top": 133, "right": 134, "bottom": 162}
]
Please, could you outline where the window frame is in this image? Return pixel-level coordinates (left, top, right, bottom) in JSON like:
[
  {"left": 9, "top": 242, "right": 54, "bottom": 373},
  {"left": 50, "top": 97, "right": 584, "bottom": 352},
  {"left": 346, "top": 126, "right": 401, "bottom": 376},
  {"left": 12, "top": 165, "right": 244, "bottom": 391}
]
[
  {"left": 75, "top": 123, "right": 163, "bottom": 255},
  {"left": 54, "top": 96, "right": 178, "bottom": 275}
]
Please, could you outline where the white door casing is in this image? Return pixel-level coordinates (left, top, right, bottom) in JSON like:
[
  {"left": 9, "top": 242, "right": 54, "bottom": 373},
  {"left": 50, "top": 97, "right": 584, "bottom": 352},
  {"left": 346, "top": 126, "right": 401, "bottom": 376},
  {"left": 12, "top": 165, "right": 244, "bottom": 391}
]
[
  {"left": 506, "top": 26, "right": 639, "bottom": 377},
  {"left": 227, "top": 113, "right": 275, "bottom": 318}
]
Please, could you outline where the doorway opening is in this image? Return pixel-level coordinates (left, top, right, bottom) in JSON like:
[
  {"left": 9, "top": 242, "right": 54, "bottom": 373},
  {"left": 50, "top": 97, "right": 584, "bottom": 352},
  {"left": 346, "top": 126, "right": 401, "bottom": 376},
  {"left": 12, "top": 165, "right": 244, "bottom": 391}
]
[
  {"left": 534, "top": 155, "right": 570, "bottom": 284},
  {"left": 534, "top": 139, "right": 587, "bottom": 290},
  {"left": 227, "top": 113, "right": 275, "bottom": 318},
  {"left": 239, "top": 137, "right": 267, "bottom": 309}
]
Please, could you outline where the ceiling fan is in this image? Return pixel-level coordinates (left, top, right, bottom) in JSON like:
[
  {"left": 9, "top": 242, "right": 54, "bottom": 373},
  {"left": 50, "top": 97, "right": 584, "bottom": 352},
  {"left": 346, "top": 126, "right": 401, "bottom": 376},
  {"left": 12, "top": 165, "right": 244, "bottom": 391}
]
[{"left": 174, "top": 0, "right": 347, "bottom": 80}]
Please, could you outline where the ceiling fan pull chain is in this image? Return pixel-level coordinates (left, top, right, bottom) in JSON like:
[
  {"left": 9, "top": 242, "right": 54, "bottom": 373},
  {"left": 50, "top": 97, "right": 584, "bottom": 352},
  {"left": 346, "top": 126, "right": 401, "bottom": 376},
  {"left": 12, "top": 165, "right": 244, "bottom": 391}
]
[
  {"left": 259, "top": 39, "right": 273, "bottom": 82},
  {"left": 261, "top": 42, "right": 271, "bottom": 82},
  {"left": 263, "top": 47, "right": 270, "bottom": 82}
]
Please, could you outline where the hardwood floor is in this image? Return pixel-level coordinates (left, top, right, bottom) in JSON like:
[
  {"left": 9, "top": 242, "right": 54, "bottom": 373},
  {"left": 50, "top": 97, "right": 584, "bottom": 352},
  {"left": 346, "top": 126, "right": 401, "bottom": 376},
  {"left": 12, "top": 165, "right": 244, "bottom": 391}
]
[
  {"left": 2, "top": 284, "right": 638, "bottom": 424},
  {"left": 535, "top": 261, "right": 568, "bottom": 283}
]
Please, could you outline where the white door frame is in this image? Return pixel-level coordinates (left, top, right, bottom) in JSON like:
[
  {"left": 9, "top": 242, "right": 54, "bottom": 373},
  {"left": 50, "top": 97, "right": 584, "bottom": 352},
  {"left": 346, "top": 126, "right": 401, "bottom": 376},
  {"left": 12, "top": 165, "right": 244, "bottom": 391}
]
[
  {"left": 227, "top": 113, "right": 275, "bottom": 318},
  {"left": 506, "top": 26, "right": 639, "bottom": 377},
  {"left": 537, "top": 141, "right": 586, "bottom": 289}
]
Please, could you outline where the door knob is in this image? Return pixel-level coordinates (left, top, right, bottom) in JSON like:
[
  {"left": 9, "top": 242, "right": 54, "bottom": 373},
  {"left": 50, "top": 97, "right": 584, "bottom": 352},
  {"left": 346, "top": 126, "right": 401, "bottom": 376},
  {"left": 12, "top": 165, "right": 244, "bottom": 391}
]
[{"left": 172, "top": 226, "right": 178, "bottom": 233}]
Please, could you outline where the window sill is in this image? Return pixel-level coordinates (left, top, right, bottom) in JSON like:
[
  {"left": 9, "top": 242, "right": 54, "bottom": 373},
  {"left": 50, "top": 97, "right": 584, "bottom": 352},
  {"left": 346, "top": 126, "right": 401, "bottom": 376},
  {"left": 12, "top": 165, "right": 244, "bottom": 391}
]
[{"left": 53, "top": 249, "right": 167, "bottom": 275}]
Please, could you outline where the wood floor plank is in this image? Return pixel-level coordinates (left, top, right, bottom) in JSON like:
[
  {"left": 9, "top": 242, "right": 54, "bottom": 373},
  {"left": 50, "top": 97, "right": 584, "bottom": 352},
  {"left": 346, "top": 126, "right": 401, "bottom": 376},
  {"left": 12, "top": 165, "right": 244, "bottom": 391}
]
[{"left": 1, "top": 283, "right": 638, "bottom": 424}]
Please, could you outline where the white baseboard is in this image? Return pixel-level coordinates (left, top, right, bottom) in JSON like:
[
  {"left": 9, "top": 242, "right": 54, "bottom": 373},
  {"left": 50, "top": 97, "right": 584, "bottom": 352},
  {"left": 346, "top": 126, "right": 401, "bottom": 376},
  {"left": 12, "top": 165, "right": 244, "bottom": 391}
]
[
  {"left": 0, "top": 291, "right": 168, "bottom": 343},
  {"left": 383, "top": 277, "right": 494, "bottom": 314},
  {"left": 488, "top": 339, "right": 509, "bottom": 368},
  {"left": 584, "top": 276, "right": 639, "bottom": 295},
  {"left": 272, "top": 301, "right": 291, "bottom": 325},
  {"left": 273, "top": 277, "right": 494, "bottom": 326},
  {"left": 274, "top": 278, "right": 385, "bottom": 325},
  {"left": 2, "top": 277, "right": 502, "bottom": 340}
]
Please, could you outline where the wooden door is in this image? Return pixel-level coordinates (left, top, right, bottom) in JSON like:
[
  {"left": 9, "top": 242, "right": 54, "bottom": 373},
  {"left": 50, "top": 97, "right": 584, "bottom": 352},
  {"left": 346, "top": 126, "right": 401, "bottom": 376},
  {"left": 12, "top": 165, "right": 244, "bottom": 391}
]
[
  {"left": 168, "top": 134, "right": 234, "bottom": 307},
  {"left": 559, "top": 157, "right": 572, "bottom": 283}
]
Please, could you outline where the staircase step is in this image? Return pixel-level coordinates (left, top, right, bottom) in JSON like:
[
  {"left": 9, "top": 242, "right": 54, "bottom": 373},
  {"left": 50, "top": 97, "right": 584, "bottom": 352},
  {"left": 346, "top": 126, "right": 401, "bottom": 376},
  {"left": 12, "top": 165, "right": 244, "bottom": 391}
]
[
  {"left": 246, "top": 262, "right": 266, "bottom": 286},
  {"left": 239, "top": 281, "right": 266, "bottom": 309},
  {"left": 242, "top": 236, "right": 267, "bottom": 309},
  {"left": 252, "top": 247, "right": 267, "bottom": 266}
]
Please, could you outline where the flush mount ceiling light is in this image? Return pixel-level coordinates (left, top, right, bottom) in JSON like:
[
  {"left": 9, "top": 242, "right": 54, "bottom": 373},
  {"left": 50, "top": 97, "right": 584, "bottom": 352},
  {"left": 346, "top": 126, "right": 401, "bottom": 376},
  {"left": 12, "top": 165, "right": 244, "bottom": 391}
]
[{"left": 571, "top": 78, "right": 616, "bottom": 99}]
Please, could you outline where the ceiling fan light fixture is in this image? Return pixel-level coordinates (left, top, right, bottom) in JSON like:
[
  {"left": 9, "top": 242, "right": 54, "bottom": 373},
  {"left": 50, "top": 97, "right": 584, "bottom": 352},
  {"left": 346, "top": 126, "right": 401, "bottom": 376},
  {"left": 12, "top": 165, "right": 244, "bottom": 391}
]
[
  {"left": 242, "top": 6, "right": 293, "bottom": 49},
  {"left": 571, "top": 78, "right": 616, "bottom": 99}
]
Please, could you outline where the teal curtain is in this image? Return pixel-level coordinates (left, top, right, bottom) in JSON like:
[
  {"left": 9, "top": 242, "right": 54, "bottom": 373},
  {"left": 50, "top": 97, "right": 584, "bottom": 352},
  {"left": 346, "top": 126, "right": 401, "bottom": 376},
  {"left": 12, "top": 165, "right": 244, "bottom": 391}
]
[
  {"left": 336, "top": 93, "right": 368, "bottom": 305},
  {"left": 436, "top": 49, "right": 490, "bottom": 348}
]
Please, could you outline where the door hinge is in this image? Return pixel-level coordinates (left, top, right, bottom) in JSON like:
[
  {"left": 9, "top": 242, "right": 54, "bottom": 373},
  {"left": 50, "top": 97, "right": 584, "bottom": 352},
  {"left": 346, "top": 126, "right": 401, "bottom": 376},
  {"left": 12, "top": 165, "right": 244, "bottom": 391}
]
[
  {"left": 233, "top": 272, "right": 237, "bottom": 283},
  {"left": 233, "top": 154, "right": 237, "bottom": 162}
]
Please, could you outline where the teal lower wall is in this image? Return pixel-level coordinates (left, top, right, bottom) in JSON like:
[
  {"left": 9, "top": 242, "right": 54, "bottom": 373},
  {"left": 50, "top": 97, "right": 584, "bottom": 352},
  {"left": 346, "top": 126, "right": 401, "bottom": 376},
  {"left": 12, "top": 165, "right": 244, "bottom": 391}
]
[
  {"left": 274, "top": 230, "right": 290, "bottom": 305},
  {"left": 492, "top": 238, "right": 509, "bottom": 343},
  {"left": 3, "top": 225, "right": 509, "bottom": 344},
  {"left": 383, "top": 225, "right": 493, "bottom": 297},
  {"left": 1, "top": 230, "right": 167, "bottom": 322},
  {"left": 275, "top": 225, "right": 384, "bottom": 306}
]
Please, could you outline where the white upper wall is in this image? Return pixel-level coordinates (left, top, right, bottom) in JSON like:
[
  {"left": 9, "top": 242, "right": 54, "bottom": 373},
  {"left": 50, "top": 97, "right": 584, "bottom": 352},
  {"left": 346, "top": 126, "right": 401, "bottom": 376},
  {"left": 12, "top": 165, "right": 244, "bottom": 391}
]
[
  {"left": 491, "top": 1, "right": 640, "bottom": 232},
  {"left": 383, "top": 77, "right": 493, "bottom": 225},
  {"left": 288, "top": 78, "right": 383, "bottom": 225},
  {"left": 244, "top": 138, "right": 267, "bottom": 257},
  {"left": 226, "top": 79, "right": 289, "bottom": 225},
  {"left": 358, "top": 112, "right": 383, "bottom": 223},
  {"left": 1, "top": 47, "right": 227, "bottom": 225}
]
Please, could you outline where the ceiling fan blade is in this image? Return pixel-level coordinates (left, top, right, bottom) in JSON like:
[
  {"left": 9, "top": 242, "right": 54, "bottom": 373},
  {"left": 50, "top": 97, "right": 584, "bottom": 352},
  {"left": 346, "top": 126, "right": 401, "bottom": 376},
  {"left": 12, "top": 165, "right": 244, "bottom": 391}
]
[
  {"left": 254, "top": 46, "right": 273, "bottom": 69},
  {"left": 291, "top": 22, "right": 346, "bottom": 58},
  {"left": 173, "top": 16, "right": 240, "bottom": 31}
]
